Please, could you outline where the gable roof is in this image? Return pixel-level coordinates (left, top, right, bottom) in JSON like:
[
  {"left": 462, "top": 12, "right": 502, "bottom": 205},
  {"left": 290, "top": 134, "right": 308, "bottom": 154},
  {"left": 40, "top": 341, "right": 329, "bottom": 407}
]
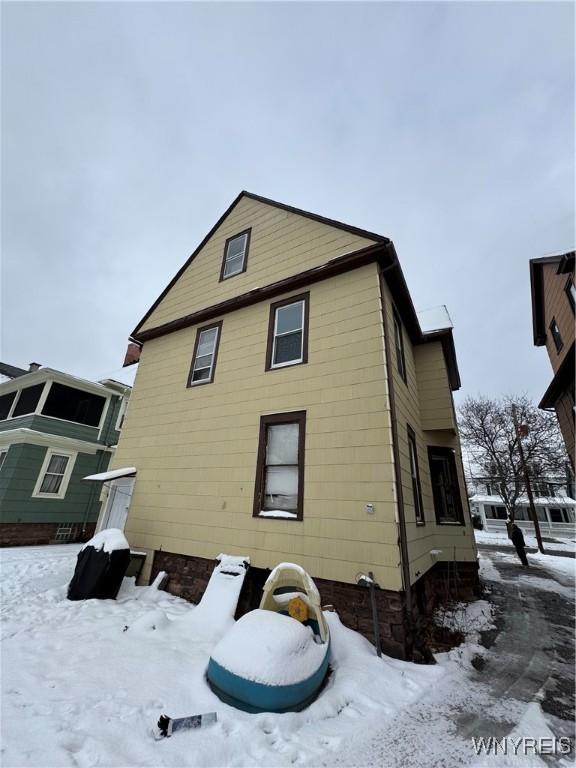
[
  {"left": 530, "top": 250, "right": 575, "bottom": 345},
  {"left": 130, "top": 191, "right": 461, "bottom": 390},
  {"left": 132, "top": 191, "right": 389, "bottom": 339}
]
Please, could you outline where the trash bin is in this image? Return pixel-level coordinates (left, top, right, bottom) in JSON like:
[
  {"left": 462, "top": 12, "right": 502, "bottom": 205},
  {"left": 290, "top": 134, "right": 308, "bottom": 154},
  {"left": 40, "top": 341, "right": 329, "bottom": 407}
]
[{"left": 67, "top": 529, "right": 131, "bottom": 601}]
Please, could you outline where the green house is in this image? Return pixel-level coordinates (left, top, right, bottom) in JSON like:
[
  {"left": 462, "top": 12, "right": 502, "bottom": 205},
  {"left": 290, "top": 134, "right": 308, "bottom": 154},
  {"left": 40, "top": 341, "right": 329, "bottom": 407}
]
[{"left": 0, "top": 364, "right": 130, "bottom": 546}]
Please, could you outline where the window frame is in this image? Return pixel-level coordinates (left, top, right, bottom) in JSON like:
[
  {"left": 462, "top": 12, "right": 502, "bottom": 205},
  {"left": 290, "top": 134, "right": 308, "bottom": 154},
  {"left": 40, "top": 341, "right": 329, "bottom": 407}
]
[
  {"left": 565, "top": 277, "right": 575, "bottom": 314},
  {"left": 549, "top": 317, "right": 564, "bottom": 353},
  {"left": 219, "top": 229, "right": 251, "bottom": 282},
  {"left": 0, "top": 447, "right": 8, "bottom": 471},
  {"left": 407, "top": 425, "right": 425, "bottom": 525},
  {"left": 32, "top": 449, "right": 77, "bottom": 500},
  {"left": 253, "top": 411, "right": 306, "bottom": 521},
  {"left": 392, "top": 307, "right": 407, "bottom": 383},
  {"left": 265, "top": 293, "right": 310, "bottom": 372},
  {"left": 427, "top": 445, "right": 465, "bottom": 526},
  {"left": 187, "top": 320, "right": 223, "bottom": 387}
]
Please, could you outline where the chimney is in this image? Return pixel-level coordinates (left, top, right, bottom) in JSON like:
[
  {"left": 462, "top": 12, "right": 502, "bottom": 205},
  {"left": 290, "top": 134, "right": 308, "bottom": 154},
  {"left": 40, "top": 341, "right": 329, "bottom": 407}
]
[{"left": 28, "top": 362, "right": 41, "bottom": 372}]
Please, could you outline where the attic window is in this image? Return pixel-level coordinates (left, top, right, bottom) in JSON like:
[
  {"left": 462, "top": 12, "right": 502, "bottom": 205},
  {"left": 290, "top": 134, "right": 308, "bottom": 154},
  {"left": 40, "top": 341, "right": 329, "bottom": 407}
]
[{"left": 220, "top": 230, "right": 251, "bottom": 280}]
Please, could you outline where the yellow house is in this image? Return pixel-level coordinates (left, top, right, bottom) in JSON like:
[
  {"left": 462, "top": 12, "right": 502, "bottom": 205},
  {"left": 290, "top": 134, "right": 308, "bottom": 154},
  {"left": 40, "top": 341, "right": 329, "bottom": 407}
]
[{"left": 103, "top": 192, "right": 479, "bottom": 659}]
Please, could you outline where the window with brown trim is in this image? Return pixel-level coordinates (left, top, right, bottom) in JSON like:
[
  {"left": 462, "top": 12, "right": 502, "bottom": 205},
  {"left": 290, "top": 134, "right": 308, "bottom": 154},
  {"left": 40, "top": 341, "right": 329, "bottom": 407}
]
[
  {"left": 265, "top": 293, "right": 309, "bottom": 371},
  {"left": 253, "top": 411, "right": 306, "bottom": 520},
  {"left": 392, "top": 308, "right": 406, "bottom": 382},
  {"left": 219, "top": 229, "right": 251, "bottom": 281},
  {"left": 549, "top": 317, "right": 564, "bottom": 353},
  {"left": 407, "top": 426, "right": 424, "bottom": 524},
  {"left": 187, "top": 321, "right": 223, "bottom": 386},
  {"left": 565, "top": 277, "right": 575, "bottom": 314},
  {"left": 427, "top": 446, "right": 464, "bottom": 525}
]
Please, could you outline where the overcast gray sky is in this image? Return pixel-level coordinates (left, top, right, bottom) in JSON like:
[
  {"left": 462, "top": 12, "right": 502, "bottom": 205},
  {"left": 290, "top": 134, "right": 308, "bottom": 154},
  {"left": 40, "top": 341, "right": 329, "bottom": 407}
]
[{"left": 2, "top": 2, "right": 574, "bottom": 402}]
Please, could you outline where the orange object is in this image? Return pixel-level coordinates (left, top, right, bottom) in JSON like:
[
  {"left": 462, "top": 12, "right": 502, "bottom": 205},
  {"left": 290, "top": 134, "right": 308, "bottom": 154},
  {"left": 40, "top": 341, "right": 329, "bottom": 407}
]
[{"left": 288, "top": 596, "right": 309, "bottom": 622}]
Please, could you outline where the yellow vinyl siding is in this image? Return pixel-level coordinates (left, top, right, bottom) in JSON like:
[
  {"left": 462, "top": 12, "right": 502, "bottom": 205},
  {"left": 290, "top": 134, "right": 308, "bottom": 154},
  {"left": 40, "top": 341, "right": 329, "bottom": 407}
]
[
  {"left": 115, "top": 264, "right": 403, "bottom": 590},
  {"left": 139, "top": 196, "right": 376, "bottom": 334},
  {"left": 414, "top": 344, "right": 457, "bottom": 431},
  {"left": 380, "top": 281, "right": 477, "bottom": 585}
]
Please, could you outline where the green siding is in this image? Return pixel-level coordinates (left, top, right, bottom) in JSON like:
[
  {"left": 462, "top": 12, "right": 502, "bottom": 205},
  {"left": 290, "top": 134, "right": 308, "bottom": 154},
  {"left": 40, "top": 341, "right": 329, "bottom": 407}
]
[
  {"left": 0, "top": 443, "right": 111, "bottom": 524},
  {"left": 0, "top": 395, "right": 124, "bottom": 446}
]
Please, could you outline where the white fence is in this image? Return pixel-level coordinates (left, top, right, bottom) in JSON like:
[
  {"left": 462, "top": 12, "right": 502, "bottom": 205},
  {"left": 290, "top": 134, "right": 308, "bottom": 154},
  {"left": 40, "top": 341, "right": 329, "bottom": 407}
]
[{"left": 484, "top": 518, "right": 576, "bottom": 539}]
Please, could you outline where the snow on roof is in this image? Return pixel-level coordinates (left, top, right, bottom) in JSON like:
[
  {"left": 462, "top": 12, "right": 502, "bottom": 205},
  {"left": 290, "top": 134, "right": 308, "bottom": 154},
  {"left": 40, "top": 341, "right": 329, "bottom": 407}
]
[
  {"left": 417, "top": 305, "right": 454, "bottom": 334},
  {"left": 83, "top": 467, "right": 137, "bottom": 482},
  {"left": 470, "top": 493, "right": 576, "bottom": 507}
]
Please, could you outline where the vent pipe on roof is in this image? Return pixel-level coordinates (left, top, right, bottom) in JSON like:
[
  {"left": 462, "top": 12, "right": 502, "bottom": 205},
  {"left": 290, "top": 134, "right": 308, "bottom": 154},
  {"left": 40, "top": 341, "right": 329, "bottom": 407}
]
[{"left": 28, "top": 362, "right": 42, "bottom": 372}]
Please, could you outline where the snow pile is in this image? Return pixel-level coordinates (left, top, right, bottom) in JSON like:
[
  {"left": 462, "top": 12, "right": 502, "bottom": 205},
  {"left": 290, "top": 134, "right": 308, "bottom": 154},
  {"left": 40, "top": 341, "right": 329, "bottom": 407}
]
[
  {"left": 435, "top": 599, "right": 496, "bottom": 638},
  {"left": 211, "top": 609, "right": 326, "bottom": 685},
  {"left": 0, "top": 545, "right": 447, "bottom": 768},
  {"left": 81, "top": 528, "right": 129, "bottom": 553},
  {"left": 174, "top": 554, "right": 249, "bottom": 641}
]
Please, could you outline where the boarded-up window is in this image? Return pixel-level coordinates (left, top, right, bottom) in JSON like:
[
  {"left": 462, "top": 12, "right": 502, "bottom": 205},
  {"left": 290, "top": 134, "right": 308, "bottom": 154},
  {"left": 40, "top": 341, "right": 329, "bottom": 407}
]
[{"left": 254, "top": 411, "right": 306, "bottom": 520}]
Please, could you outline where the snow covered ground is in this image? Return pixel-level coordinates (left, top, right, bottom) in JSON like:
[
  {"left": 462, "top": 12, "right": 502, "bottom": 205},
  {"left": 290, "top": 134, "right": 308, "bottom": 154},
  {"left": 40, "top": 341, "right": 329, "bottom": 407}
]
[
  {"left": 475, "top": 528, "right": 576, "bottom": 554},
  {"left": 1, "top": 544, "right": 573, "bottom": 767}
]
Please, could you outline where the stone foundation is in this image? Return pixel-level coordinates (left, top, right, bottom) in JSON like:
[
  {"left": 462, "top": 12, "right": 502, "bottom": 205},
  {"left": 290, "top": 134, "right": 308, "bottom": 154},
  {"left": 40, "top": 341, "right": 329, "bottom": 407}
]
[
  {"left": 150, "top": 550, "right": 481, "bottom": 660},
  {"left": 0, "top": 522, "right": 96, "bottom": 547}
]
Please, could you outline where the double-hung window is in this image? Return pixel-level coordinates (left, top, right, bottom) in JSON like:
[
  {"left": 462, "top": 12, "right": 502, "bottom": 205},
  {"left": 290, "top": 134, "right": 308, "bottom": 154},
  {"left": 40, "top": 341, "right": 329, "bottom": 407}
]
[
  {"left": 565, "top": 277, "right": 575, "bottom": 314},
  {"left": 188, "top": 322, "right": 222, "bottom": 386},
  {"left": 266, "top": 293, "right": 309, "bottom": 370},
  {"left": 393, "top": 308, "right": 407, "bottom": 382},
  {"left": 220, "top": 230, "right": 251, "bottom": 280},
  {"left": 33, "top": 450, "right": 76, "bottom": 499},
  {"left": 407, "top": 426, "right": 424, "bottom": 524},
  {"left": 427, "top": 446, "right": 464, "bottom": 525},
  {"left": 254, "top": 411, "right": 306, "bottom": 520}
]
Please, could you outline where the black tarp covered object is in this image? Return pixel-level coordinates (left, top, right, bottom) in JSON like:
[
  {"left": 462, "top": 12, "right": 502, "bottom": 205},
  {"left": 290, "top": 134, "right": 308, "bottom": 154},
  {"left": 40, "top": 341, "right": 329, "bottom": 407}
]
[{"left": 67, "top": 529, "right": 131, "bottom": 601}]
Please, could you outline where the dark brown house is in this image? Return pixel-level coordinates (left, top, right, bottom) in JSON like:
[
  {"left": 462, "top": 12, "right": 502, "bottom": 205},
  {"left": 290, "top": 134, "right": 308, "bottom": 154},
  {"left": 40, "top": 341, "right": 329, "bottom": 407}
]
[{"left": 530, "top": 251, "right": 575, "bottom": 468}]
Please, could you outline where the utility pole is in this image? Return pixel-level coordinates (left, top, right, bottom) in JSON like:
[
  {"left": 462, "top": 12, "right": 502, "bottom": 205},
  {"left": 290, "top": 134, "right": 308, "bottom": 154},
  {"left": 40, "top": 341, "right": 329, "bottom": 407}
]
[{"left": 512, "top": 404, "right": 545, "bottom": 554}]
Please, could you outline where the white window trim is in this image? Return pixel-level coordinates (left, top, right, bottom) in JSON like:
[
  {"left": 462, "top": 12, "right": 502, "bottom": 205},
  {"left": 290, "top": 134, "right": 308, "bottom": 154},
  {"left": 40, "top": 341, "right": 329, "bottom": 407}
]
[
  {"left": 32, "top": 449, "right": 77, "bottom": 500},
  {"left": 115, "top": 396, "right": 128, "bottom": 431},
  {"left": 0, "top": 446, "right": 9, "bottom": 471},
  {"left": 271, "top": 300, "right": 305, "bottom": 369},
  {"left": 223, "top": 233, "right": 248, "bottom": 278}
]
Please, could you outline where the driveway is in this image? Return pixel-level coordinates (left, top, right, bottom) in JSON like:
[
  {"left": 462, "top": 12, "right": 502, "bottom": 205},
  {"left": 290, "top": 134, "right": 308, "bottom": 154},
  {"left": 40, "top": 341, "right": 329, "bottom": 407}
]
[{"left": 328, "top": 543, "right": 575, "bottom": 767}]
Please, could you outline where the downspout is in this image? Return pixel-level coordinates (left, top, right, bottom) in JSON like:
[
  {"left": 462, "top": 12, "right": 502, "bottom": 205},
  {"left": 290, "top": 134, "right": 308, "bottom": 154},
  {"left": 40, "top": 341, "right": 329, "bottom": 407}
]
[
  {"left": 377, "top": 260, "right": 413, "bottom": 621},
  {"left": 81, "top": 397, "right": 117, "bottom": 535}
]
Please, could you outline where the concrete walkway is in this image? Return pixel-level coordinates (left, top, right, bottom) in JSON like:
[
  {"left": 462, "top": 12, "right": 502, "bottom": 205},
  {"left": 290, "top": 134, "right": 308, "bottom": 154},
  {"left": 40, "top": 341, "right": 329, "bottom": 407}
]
[{"left": 328, "top": 543, "right": 575, "bottom": 768}]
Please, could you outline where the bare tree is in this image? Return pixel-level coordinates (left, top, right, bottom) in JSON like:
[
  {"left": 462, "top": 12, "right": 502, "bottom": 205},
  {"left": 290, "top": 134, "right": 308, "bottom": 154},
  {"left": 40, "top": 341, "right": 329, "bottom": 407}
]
[{"left": 458, "top": 394, "right": 569, "bottom": 523}]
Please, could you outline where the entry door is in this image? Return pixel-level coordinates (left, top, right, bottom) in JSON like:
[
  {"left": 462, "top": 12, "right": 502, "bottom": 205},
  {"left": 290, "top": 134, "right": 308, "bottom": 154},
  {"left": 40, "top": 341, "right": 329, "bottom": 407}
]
[{"left": 102, "top": 477, "right": 135, "bottom": 531}]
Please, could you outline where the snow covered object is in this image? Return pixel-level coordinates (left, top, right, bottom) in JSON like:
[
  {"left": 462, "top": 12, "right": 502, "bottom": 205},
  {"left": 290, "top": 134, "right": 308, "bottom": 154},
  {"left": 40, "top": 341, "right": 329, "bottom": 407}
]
[
  {"left": 67, "top": 528, "right": 130, "bottom": 601},
  {"left": 207, "top": 562, "right": 330, "bottom": 713}
]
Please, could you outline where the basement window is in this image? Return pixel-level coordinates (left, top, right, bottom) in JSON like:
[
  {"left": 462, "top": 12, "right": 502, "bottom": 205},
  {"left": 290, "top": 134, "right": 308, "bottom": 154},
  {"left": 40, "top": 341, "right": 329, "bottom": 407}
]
[
  {"left": 220, "top": 230, "right": 251, "bottom": 280},
  {"left": 42, "top": 383, "right": 106, "bottom": 427},
  {"left": 549, "top": 318, "right": 564, "bottom": 353},
  {"left": 12, "top": 384, "right": 45, "bottom": 418}
]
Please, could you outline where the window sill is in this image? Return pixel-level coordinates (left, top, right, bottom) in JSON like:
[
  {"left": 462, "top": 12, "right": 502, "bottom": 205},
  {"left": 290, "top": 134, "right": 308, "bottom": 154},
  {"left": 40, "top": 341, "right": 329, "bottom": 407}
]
[
  {"left": 257, "top": 510, "right": 300, "bottom": 521},
  {"left": 436, "top": 520, "right": 465, "bottom": 526},
  {"left": 267, "top": 360, "right": 306, "bottom": 372},
  {"left": 416, "top": 521, "right": 426, "bottom": 527}
]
